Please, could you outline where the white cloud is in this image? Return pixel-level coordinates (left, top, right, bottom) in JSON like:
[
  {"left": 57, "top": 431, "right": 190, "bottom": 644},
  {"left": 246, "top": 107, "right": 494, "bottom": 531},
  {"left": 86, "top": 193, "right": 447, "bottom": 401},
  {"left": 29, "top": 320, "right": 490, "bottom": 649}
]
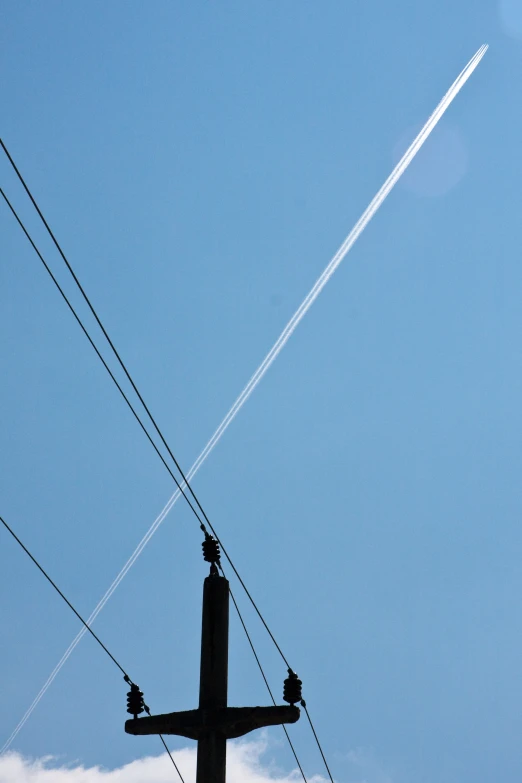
[{"left": 0, "top": 738, "right": 329, "bottom": 783}]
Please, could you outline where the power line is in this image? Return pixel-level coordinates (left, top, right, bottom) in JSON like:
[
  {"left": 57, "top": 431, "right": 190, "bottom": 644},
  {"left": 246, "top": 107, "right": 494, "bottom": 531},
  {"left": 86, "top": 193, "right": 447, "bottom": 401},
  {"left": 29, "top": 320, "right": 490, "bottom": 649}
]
[
  {"left": 1, "top": 146, "right": 329, "bottom": 775},
  {"left": 227, "top": 580, "right": 308, "bottom": 783},
  {"left": 0, "top": 139, "right": 231, "bottom": 553},
  {"left": 0, "top": 144, "right": 292, "bottom": 670},
  {"left": 0, "top": 513, "right": 184, "bottom": 782},
  {"left": 1, "top": 180, "right": 334, "bottom": 783},
  {"left": 227, "top": 564, "right": 335, "bottom": 783},
  {"left": 0, "top": 181, "right": 293, "bottom": 749},
  {"left": 0, "top": 187, "right": 207, "bottom": 532},
  {"left": 223, "top": 548, "right": 335, "bottom": 783},
  {"left": 159, "top": 735, "right": 185, "bottom": 782},
  {"left": 0, "top": 45, "right": 489, "bottom": 776},
  {"left": 0, "top": 45, "right": 490, "bottom": 685},
  {"left": 0, "top": 514, "right": 129, "bottom": 679},
  {"left": 1, "top": 504, "right": 327, "bottom": 783},
  {"left": 302, "top": 703, "right": 334, "bottom": 783}
]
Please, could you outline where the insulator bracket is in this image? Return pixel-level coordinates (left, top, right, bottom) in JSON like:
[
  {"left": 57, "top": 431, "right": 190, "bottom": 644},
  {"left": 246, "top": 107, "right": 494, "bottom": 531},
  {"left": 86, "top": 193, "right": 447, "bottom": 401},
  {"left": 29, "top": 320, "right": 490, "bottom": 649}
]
[
  {"left": 283, "top": 669, "right": 303, "bottom": 705},
  {"left": 127, "top": 683, "right": 145, "bottom": 718},
  {"left": 202, "top": 533, "right": 221, "bottom": 567}
]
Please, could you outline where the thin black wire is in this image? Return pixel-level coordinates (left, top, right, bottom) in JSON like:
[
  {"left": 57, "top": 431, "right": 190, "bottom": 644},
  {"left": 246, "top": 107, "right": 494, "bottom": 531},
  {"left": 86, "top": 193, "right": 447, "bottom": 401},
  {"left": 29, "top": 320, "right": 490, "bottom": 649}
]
[
  {"left": 0, "top": 187, "right": 207, "bottom": 532},
  {"left": 225, "top": 561, "right": 335, "bottom": 783},
  {"left": 218, "top": 541, "right": 290, "bottom": 669},
  {"left": 2, "top": 142, "right": 331, "bottom": 778},
  {"left": 0, "top": 512, "right": 184, "bottom": 782},
  {"left": 302, "top": 704, "right": 334, "bottom": 783},
  {"left": 1, "top": 179, "right": 327, "bottom": 783},
  {"left": 0, "top": 183, "right": 291, "bottom": 761},
  {"left": 0, "top": 149, "right": 292, "bottom": 671},
  {"left": 158, "top": 729, "right": 185, "bottom": 782},
  {"left": 226, "top": 577, "right": 308, "bottom": 783},
  {"left": 0, "top": 139, "right": 221, "bottom": 537},
  {"left": 0, "top": 513, "right": 129, "bottom": 679},
  {"left": 0, "top": 503, "right": 322, "bottom": 783}
]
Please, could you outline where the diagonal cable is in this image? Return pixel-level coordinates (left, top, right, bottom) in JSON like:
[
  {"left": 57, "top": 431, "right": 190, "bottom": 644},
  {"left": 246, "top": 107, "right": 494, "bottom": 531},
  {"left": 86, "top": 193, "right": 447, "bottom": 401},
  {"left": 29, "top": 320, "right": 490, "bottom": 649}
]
[
  {"left": 0, "top": 138, "right": 262, "bottom": 581},
  {"left": 0, "top": 39, "right": 488, "bottom": 677},
  {"left": 0, "top": 514, "right": 129, "bottom": 679},
  {"left": 0, "top": 178, "right": 291, "bottom": 669},
  {"left": 0, "top": 513, "right": 184, "bottom": 781},
  {"left": 0, "top": 187, "right": 207, "bottom": 531},
  {"left": 301, "top": 704, "right": 334, "bottom": 783},
  {"left": 226, "top": 567, "right": 335, "bottom": 783},
  {"left": 158, "top": 734, "right": 185, "bottom": 782},
  {"left": 0, "top": 43, "right": 488, "bottom": 673},
  {"left": 0, "top": 185, "right": 292, "bottom": 750},
  {"left": 0, "top": 43, "right": 488, "bottom": 756},
  {"left": 226, "top": 579, "right": 308, "bottom": 783}
]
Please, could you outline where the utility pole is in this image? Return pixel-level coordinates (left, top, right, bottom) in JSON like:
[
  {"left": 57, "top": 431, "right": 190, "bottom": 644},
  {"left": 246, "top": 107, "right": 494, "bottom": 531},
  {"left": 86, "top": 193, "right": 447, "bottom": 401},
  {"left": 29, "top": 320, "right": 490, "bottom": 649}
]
[{"left": 125, "top": 534, "right": 300, "bottom": 783}]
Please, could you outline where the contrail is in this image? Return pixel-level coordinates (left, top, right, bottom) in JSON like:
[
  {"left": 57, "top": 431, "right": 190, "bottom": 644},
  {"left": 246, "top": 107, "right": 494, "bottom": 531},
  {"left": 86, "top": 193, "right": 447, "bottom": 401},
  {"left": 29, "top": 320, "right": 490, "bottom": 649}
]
[{"left": 1, "top": 44, "right": 488, "bottom": 754}]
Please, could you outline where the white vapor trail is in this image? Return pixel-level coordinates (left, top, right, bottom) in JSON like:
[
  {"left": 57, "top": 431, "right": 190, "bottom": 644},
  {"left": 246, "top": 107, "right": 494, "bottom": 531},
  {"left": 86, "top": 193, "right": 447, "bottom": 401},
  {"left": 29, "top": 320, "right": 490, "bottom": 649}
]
[{"left": 1, "top": 44, "right": 488, "bottom": 754}]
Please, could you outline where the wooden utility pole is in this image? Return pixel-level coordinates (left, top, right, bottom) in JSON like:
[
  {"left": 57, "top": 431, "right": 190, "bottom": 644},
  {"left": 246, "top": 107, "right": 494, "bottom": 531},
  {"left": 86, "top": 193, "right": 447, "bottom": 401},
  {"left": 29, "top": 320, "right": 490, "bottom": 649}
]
[{"left": 125, "top": 549, "right": 299, "bottom": 783}]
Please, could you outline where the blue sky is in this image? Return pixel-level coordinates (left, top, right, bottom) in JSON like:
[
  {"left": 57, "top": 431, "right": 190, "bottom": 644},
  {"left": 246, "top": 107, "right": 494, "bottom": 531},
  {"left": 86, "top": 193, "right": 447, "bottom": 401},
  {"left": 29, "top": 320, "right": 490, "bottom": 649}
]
[{"left": 0, "top": 2, "right": 519, "bottom": 782}]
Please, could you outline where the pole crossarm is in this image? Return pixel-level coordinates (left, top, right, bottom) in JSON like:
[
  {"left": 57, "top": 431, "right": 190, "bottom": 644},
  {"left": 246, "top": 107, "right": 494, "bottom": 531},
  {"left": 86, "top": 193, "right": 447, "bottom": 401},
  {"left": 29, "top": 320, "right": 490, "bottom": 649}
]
[
  {"left": 125, "top": 570, "right": 300, "bottom": 782},
  {"left": 125, "top": 704, "right": 300, "bottom": 741}
]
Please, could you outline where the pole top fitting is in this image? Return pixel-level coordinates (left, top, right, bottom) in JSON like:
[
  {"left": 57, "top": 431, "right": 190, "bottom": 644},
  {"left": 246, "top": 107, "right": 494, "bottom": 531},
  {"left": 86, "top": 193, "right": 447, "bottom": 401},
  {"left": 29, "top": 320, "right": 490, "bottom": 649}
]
[{"left": 202, "top": 532, "right": 221, "bottom": 574}]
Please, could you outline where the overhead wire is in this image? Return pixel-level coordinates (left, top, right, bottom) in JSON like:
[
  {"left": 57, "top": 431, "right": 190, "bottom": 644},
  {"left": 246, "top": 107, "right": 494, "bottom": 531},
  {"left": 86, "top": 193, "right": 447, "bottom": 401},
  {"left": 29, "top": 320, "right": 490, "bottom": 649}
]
[
  {"left": 0, "top": 184, "right": 294, "bottom": 753},
  {"left": 0, "top": 44, "right": 490, "bottom": 682},
  {"left": 0, "top": 210, "right": 335, "bottom": 783},
  {"left": 0, "top": 144, "right": 333, "bottom": 774},
  {"left": 0, "top": 513, "right": 129, "bottom": 679},
  {"left": 1, "top": 501, "right": 324, "bottom": 783},
  {"left": 0, "top": 500, "right": 328, "bottom": 782},
  {"left": 0, "top": 176, "right": 335, "bottom": 781},
  {"left": 225, "top": 558, "right": 333, "bottom": 783},
  {"left": 0, "top": 197, "right": 332, "bottom": 782},
  {"left": 0, "top": 45, "right": 489, "bottom": 775},
  {"left": 0, "top": 514, "right": 184, "bottom": 782},
  {"left": 226, "top": 579, "right": 308, "bottom": 783},
  {"left": 301, "top": 704, "right": 334, "bottom": 783},
  {"left": 0, "top": 142, "right": 292, "bottom": 670},
  {"left": 0, "top": 187, "right": 208, "bottom": 532},
  {"left": 158, "top": 735, "right": 185, "bottom": 782},
  {"left": 0, "top": 182, "right": 290, "bottom": 670}
]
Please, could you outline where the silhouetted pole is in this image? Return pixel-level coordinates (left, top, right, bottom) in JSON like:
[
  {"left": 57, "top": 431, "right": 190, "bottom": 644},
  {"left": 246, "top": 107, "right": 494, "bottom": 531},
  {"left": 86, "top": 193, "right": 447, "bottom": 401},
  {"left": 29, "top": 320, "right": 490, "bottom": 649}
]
[
  {"left": 196, "top": 570, "right": 229, "bottom": 783},
  {"left": 125, "top": 540, "right": 300, "bottom": 783}
]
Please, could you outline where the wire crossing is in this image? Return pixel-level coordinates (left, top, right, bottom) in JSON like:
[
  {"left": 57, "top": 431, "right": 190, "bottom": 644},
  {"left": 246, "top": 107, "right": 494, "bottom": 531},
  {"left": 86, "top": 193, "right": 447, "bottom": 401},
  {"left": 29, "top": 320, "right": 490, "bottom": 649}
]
[
  {"left": 1, "top": 139, "right": 246, "bottom": 573},
  {"left": 0, "top": 45, "right": 489, "bottom": 777},
  {"left": 0, "top": 150, "right": 292, "bottom": 670},
  {"left": 0, "top": 506, "right": 322, "bottom": 783},
  {"left": 0, "top": 43, "right": 490, "bottom": 689},
  {"left": 1, "top": 144, "right": 333, "bottom": 776},
  {"left": 0, "top": 188, "right": 208, "bottom": 532}
]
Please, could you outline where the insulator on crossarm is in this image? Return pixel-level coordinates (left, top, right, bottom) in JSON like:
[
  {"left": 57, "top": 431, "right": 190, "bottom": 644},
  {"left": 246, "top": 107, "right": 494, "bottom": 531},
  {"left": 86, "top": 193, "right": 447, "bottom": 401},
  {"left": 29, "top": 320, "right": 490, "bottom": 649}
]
[
  {"left": 202, "top": 533, "right": 220, "bottom": 565},
  {"left": 126, "top": 683, "right": 145, "bottom": 718},
  {"left": 283, "top": 669, "right": 302, "bottom": 705}
]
